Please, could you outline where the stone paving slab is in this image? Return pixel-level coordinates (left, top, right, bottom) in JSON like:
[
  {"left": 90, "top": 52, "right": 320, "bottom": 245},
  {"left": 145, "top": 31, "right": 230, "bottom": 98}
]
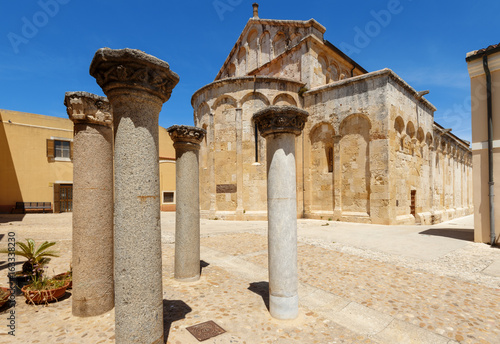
[{"left": 482, "top": 260, "right": 500, "bottom": 277}]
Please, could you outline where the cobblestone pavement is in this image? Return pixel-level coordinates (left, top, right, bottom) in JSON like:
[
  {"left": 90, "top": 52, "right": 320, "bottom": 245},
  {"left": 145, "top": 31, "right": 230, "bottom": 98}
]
[{"left": 0, "top": 213, "right": 498, "bottom": 344}]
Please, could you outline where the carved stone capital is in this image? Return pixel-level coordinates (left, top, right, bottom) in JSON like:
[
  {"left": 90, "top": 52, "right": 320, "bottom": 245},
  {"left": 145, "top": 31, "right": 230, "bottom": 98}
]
[
  {"left": 64, "top": 91, "right": 112, "bottom": 127},
  {"left": 89, "top": 48, "right": 180, "bottom": 103},
  {"left": 167, "top": 125, "right": 206, "bottom": 150},
  {"left": 253, "top": 106, "right": 309, "bottom": 137}
]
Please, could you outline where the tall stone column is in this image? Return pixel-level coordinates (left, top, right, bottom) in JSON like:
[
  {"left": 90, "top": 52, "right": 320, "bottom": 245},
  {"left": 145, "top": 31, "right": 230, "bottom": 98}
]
[
  {"left": 65, "top": 91, "right": 114, "bottom": 317},
  {"left": 167, "top": 125, "right": 206, "bottom": 282},
  {"left": 253, "top": 105, "right": 308, "bottom": 320},
  {"left": 90, "top": 48, "right": 179, "bottom": 344},
  {"left": 332, "top": 134, "right": 342, "bottom": 219}
]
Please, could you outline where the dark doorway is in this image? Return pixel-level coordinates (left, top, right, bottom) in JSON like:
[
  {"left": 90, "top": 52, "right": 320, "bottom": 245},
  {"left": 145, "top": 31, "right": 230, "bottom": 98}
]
[
  {"left": 54, "top": 184, "right": 73, "bottom": 213},
  {"left": 410, "top": 190, "right": 416, "bottom": 217}
]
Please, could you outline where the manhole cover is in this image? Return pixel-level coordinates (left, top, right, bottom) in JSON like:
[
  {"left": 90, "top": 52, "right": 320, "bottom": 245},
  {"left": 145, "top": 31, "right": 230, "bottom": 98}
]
[{"left": 186, "top": 320, "right": 226, "bottom": 342}]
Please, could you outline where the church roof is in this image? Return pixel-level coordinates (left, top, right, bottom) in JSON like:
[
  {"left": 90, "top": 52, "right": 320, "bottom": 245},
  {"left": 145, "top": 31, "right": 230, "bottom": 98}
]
[{"left": 215, "top": 6, "right": 367, "bottom": 81}]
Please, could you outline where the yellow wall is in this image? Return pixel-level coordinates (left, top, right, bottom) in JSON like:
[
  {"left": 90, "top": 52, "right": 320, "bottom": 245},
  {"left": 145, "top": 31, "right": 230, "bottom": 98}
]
[
  {"left": 159, "top": 126, "right": 176, "bottom": 211},
  {"left": 467, "top": 49, "right": 500, "bottom": 243},
  {"left": 0, "top": 109, "right": 177, "bottom": 213},
  {"left": 0, "top": 110, "right": 73, "bottom": 212}
]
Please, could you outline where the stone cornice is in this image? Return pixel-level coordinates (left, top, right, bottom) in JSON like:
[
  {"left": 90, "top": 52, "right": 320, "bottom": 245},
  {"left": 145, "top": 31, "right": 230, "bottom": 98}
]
[
  {"left": 191, "top": 76, "right": 305, "bottom": 108},
  {"left": 89, "top": 48, "right": 180, "bottom": 103},
  {"left": 167, "top": 125, "right": 206, "bottom": 148},
  {"left": 253, "top": 105, "right": 309, "bottom": 137},
  {"left": 64, "top": 91, "right": 112, "bottom": 127},
  {"left": 305, "top": 68, "right": 437, "bottom": 112}
]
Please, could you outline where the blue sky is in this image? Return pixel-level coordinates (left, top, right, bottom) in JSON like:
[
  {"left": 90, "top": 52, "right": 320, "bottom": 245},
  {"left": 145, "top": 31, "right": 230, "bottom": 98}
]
[{"left": 1, "top": 0, "right": 499, "bottom": 143}]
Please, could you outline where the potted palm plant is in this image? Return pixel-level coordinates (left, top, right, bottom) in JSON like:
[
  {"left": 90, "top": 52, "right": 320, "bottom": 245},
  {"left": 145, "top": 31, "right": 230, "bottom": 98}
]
[
  {"left": 2, "top": 239, "right": 58, "bottom": 294},
  {"left": 1, "top": 239, "right": 69, "bottom": 302}
]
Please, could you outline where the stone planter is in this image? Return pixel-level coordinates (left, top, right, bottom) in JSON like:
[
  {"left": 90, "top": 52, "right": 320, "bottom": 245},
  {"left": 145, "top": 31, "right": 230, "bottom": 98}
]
[{"left": 22, "top": 280, "right": 70, "bottom": 304}]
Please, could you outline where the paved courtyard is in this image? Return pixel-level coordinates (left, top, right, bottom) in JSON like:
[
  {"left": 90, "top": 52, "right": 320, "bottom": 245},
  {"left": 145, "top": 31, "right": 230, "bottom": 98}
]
[{"left": 0, "top": 213, "right": 499, "bottom": 343}]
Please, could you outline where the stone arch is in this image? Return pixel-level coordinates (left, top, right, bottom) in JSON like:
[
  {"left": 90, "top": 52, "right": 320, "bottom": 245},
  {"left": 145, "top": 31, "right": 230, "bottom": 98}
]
[
  {"left": 239, "top": 91, "right": 270, "bottom": 108},
  {"left": 406, "top": 121, "right": 416, "bottom": 138},
  {"left": 394, "top": 116, "right": 405, "bottom": 134},
  {"left": 237, "top": 46, "right": 247, "bottom": 75},
  {"left": 212, "top": 95, "right": 237, "bottom": 111},
  {"left": 273, "top": 31, "right": 286, "bottom": 57},
  {"left": 308, "top": 122, "right": 335, "bottom": 215},
  {"left": 247, "top": 29, "right": 259, "bottom": 72},
  {"left": 228, "top": 63, "right": 236, "bottom": 77},
  {"left": 309, "top": 123, "right": 335, "bottom": 213},
  {"left": 425, "top": 132, "right": 433, "bottom": 146},
  {"left": 213, "top": 95, "right": 238, "bottom": 212},
  {"left": 196, "top": 102, "right": 210, "bottom": 123},
  {"left": 417, "top": 127, "right": 425, "bottom": 143},
  {"left": 260, "top": 31, "right": 271, "bottom": 65},
  {"left": 394, "top": 116, "right": 405, "bottom": 151},
  {"left": 318, "top": 53, "right": 329, "bottom": 84},
  {"left": 328, "top": 61, "right": 340, "bottom": 82},
  {"left": 340, "top": 67, "right": 350, "bottom": 80},
  {"left": 272, "top": 93, "right": 297, "bottom": 106},
  {"left": 339, "top": 114, "right": 371, "bottom": 215}
]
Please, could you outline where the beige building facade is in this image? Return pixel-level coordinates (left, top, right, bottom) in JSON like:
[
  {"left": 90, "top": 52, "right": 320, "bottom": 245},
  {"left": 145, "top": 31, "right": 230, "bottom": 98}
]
[
  {"left": 192, "top": 8, "right": 473, "bottom": 225},
  {"left": 467, "top": 44, "right": 500, "bottom": 244},
  {"left": 0, "top": 109, "right": 176, "bottom": 213}
]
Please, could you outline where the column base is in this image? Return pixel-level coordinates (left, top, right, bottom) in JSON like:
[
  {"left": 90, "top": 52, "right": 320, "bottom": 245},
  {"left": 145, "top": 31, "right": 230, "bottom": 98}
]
[
  {"left": 269, "top": 294, "right": 298, "bottom": 320},
  {"left": 175, "top": 274, "right": 200, "bottom": 283}
]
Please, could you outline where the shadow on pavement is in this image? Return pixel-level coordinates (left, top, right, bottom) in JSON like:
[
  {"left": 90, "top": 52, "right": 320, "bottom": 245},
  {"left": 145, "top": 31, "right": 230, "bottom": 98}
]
[
  {"left": 419, "top": 228, "right": 474, "bottom": 242},
  {"left": 200, "top": 260, "right": 210, "bottom": 275},
  {"left": 248, "top": 281, "right": 269, "bottom": 311},
  {"left": 0, "top": 261, "right": 23, "bottom": 271},
  {"left": 163, "top": 299, "right": 192, "bottom": 340},
  {"left": 0, "top": 214, "right": 25, "bottom": 224}
]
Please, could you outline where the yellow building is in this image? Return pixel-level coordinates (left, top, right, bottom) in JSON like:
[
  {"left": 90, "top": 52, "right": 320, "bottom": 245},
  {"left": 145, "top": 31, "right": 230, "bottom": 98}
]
[
  {"left": 467, "top": 43, "right": 500, "bottom": 244},
  {"left": 0, "top": 109, "right": 176, "bottom": 213}
]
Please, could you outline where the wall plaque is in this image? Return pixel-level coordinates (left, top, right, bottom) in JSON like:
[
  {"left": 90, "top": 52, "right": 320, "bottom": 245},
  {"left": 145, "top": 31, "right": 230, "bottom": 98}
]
[{"left": 216, "top": 184, "right": 237, "bottom": 193}]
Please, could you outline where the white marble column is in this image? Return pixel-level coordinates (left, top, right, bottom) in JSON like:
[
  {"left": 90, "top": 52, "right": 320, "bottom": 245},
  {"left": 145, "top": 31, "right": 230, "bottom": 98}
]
[
  {"left": 253, "top": 105, "right": 309, "bottom": 320},
  {"left": 167, "top": 125, "right": 206, "bottom": 282},
  {"left": 65, "top": 91, "right": 114, "bottom": 317},
  {"left": 90, "top": 48, "right": 179, "bottom": 344}
]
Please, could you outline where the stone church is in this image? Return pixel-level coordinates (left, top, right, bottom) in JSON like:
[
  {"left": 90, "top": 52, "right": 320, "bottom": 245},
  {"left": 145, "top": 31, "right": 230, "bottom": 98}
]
[{"left": 191, "top": 4, "right": 473, "bottom": 225}]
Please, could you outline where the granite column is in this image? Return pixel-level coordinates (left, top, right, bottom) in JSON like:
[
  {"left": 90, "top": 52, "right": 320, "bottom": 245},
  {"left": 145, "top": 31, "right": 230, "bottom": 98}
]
[
  {"left": 167, "top": 125, "right": 206, "bottom": 282},
  {"left": 90, "top": 48, "right": 179, "bottom": 344},
  {"left": 253, "top": 105, "right": 308, "bottom": 320},
  {"left": 65, "top": 91, "right": 114, "bottom": 317}
]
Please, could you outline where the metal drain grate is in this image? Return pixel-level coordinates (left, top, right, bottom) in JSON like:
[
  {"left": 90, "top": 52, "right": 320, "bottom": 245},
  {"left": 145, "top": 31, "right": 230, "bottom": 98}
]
[{"left": 186, "top": 320, "right": 226, "bottom": 342}]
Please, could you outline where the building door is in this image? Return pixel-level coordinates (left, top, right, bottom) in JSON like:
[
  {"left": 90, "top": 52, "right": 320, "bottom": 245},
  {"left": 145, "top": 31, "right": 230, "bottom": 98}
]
[
  {"left": 54, "top": 184, "right": 73, "bottom": 212},
  {"left": 410, "top": 190, "right": 416, "bottom": 217}
]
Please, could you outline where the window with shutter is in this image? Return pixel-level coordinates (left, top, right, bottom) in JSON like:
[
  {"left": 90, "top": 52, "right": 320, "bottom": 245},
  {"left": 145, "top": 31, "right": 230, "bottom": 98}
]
[
  {"left": 47, "top": 139, "right": 55, "bottom": 158},
  {"left": 47, "top": 138, "right": 73, "bottom": 161}
]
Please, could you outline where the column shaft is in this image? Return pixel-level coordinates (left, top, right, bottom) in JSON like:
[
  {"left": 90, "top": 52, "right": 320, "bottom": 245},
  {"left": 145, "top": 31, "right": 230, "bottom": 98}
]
[
  {"left": 90, "top": 47, "right": 179, "bottom": 344},
  {"left": 72, "top": 123, "right": 114, "bottom": 316},
  {"left": 65, "top": 91, "right": 114, "bottom": 318},
  {"left": 266, "top": 133, "right": 299, "bottom": 319},
  {"left": 253, "top": 105, "right": 308, "bottom": 321},
  {"left": 168, "top": 125, "right": 205, "bottom": 282},
  {"left": 113, "top": 95, "right": 163, "bottom": 343}
]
